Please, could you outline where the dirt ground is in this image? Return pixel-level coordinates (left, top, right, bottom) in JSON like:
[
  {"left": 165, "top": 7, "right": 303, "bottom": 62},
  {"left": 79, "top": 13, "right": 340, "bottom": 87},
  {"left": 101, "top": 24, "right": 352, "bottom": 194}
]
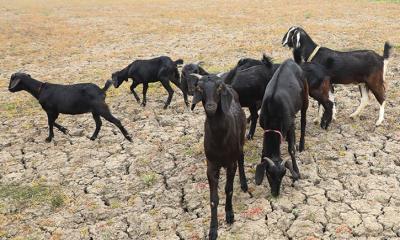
[{"left": 1, "top": 0, "right": 400, "bottom": 239}]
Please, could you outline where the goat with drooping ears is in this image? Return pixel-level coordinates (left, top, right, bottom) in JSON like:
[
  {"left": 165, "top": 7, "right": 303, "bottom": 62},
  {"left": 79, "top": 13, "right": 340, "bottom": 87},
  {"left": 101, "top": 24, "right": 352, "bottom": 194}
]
[
  {"left": 191, "top": 74, "right": 248, "bottom": 240},
  {"left": 111, "top": 56, "right": 184, "bottom": 109},
  {"left": 180, "top": 61, "right": 209, "bottom": 105},
  {"left": 282, "top": 26, "right": 392, "bottom": 126},
  {"left": 9, "top": 73, "right": 132, "bottom": 142},
  {"left": 255, "top": 59, "right": 309, "bottom": 197}
]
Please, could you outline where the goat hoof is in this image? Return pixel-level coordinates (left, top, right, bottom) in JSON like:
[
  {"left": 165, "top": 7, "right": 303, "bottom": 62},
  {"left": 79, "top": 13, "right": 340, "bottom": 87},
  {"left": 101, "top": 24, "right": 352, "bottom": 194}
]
[
  {"left": 45, "top": 137, "right": 52, "bottom": 143},
  {"left": 90, "top": 136, "right": 96, "bottom": 141},
  {"left": 61, "top": 128, "right": 68, "bottom": 134},
  {"left": 209, "top": 228, "right": 218, "bottom": 240},
  {"left": 313, "top": 118, "right": 320, "bottom": 124},
  {"left": 163, "top": 105, "right": 169, "bottom": 109},
  {"left": 140, "top": 102, "right": 146, "bottom": 107},
  {"left": 184, "top": 101, "right": 189, "bottom": 107},
  {"left": 225, "top": 211, "right": 234, "bottom": 224},
  {"left": 125, "top": 135, "right": 132, "bottom": 142}
]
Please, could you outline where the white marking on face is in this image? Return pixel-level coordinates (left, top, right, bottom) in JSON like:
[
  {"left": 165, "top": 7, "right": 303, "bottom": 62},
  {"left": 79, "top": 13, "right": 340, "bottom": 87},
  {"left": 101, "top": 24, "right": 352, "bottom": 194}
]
[
  {"left": 282, "top": 26, "right": 297, "bottom": 46},
  {"left": 296, "top": 32, "right": 301, "bottom": 48}
]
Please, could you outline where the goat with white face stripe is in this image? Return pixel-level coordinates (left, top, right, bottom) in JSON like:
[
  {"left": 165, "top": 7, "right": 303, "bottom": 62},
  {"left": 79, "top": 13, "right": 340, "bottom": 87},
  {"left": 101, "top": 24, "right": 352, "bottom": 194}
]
[{"left": 282, "top": 26, "right": 392, "bottom": 126}]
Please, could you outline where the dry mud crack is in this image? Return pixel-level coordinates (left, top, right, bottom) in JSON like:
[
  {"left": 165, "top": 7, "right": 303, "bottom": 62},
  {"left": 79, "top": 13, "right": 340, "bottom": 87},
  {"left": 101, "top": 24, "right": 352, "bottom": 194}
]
[{"left": 1, "top": 1, "right": 400, "bottom": 239}]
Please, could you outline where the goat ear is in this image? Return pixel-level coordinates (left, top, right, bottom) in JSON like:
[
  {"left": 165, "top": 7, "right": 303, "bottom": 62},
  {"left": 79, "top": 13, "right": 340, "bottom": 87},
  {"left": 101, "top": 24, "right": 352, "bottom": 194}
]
[
  {"left": 220, "top": 84, "right": 232, "bottom": 114},
  {"left": 191, "top": 91, "right": 202, "bottom": 111},
  {"left": 293, "top": 48, "right": 303, "bottom": 64},
  {"left": 255, "top": 159, "right": 269, "bottom": 185}
]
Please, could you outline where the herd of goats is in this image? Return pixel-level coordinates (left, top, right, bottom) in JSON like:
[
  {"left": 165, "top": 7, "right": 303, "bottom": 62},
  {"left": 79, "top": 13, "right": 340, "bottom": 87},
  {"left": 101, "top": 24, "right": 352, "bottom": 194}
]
[{"left": 7, "top": 26, "right": 393, "bottom": 239}]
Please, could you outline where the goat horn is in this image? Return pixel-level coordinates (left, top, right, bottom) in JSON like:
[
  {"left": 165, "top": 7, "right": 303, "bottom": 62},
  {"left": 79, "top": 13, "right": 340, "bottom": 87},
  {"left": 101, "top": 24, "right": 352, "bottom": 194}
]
[
  {"left": 190, "top": 73, "right": 203, "bottom": 79},
  {"left": 195, "top": 61, "right": 205, "bottom": 66},
  {"left": 263, "top": 157, "right": 274, "bottom": 168}
]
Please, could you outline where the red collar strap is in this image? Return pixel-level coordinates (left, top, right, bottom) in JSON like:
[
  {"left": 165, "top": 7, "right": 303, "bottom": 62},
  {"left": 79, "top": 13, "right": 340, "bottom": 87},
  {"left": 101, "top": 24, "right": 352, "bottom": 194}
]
[{"left": 264, "top": 129, "right": 284, "bottom": 143}]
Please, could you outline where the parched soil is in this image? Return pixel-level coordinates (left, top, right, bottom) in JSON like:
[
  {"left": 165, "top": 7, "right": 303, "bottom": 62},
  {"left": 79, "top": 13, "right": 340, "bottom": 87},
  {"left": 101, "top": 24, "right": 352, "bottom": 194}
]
[{"left": 0, "top": 1, "right": 400, "bottom": 239}]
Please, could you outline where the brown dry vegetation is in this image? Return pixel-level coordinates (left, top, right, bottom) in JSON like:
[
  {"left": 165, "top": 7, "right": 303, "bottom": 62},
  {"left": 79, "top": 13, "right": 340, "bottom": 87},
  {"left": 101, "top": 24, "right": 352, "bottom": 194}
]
[{"left": 0, "top": 0, "right": 400, "bottom": 239}]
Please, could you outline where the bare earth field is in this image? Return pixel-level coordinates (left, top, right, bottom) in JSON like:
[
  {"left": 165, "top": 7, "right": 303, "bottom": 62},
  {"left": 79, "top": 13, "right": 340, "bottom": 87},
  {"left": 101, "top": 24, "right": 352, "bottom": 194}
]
[{"left": 1, "top": 0, "right": 400, "bottom": 239}]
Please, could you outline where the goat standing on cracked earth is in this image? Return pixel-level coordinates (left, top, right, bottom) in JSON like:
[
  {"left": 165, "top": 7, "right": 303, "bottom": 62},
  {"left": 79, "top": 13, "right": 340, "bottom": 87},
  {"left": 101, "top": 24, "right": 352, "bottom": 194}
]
[
  {"left": 191, "top": 74, "right": 248, "bottom": 240},
  {"left": 8, "top": 72, "right": 132, "bottom": 142}
]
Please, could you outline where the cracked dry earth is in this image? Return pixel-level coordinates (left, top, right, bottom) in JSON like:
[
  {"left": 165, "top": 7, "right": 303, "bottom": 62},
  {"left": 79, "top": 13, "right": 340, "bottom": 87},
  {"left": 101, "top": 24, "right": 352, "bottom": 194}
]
[{"left": 1, "top": 1, "right": 400, "bottom": 240}]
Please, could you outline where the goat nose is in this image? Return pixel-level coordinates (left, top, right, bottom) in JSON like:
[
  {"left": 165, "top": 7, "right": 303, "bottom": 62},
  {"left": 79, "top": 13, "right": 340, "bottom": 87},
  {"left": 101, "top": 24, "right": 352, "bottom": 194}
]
[{"left": 206, "top": 103, "right": 216, "bottom": 109}]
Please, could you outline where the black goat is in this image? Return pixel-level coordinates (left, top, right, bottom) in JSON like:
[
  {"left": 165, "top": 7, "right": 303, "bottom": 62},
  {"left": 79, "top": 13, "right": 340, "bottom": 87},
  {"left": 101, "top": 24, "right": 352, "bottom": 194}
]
[
  {"left": 255, "top": 59, "right": 309, "bottom": 197},
  {"left": 282, "top": 26, "right": 392, "bottom": 126},
  {"left": 191, "top": 74, "right": 248, "bottom": 240},
  {"left": 180, "top": 61, "right": 209, "bottom": 105},
  {"left": 111, "top": 56, "right": 184, "bottom": 109},
  {"left": 8, "top": 73, "right": 131, "bottom": 142},
  {"left": 223, "top": 55, "right": 280, "bottom": 139}
]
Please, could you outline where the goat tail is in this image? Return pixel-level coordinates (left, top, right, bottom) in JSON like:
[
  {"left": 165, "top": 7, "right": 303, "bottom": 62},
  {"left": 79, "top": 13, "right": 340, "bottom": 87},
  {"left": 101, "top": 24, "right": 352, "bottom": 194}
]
[
  {"left": 102, "top": 80, "right": 113, "bottom": 92},
  {"left": 383, "top": 42, "right": 393, "bottom": 60},
  {"left": 383, "top": 42, "right": 393, "bottom": 83},
  {"left": 262, "top": 53, "right": 273, "bottom": 68},
  {"left": 174, "top": 59, "right": 184, "bottom": 65}
]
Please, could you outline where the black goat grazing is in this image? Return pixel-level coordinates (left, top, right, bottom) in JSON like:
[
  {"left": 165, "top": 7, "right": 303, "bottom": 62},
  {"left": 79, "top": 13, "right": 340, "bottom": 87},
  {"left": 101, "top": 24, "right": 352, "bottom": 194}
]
[
  {"left": 255, "top": 59, "right": 309, "bottom": 197},
  {"left": 8, "top": 73, "right": 131, "bottom": 142},
  {"left": 180, "top": 61, "right": 209, "bottom": 105},
  {"left": 223, "top": 54, "right": 280, "bottom": 140},
  {"left": 282, "top": 26, "right": 393, "bottom": 125},
  {"left": 111, "top": 56, "right": 184, "bottom": 109},
  {"left": 191, "top": 74, "right": 248, "bottom": 240}
]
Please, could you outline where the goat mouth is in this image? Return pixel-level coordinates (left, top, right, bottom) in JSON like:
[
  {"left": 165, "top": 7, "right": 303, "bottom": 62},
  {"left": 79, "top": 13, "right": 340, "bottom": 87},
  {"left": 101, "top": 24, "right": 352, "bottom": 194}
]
[{"left": 112, "top": 80, "right": 120, "bottom": 88}]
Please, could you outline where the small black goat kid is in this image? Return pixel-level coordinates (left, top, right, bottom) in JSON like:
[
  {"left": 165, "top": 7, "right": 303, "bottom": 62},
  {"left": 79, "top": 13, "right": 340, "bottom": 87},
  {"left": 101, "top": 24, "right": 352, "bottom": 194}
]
[
  {"left": 180, "top": 61, "right": 209, "bottom": 105},
  {"left": 255, "top": 59, "right": 309, "bottom": 197},
  {"left": 9, "top": 73, "right": 132, "bottom": 142},
  {"left": 282, "top": 26, "right": 392, "bottom": 126},
  {"left": 111, "top": 56, "right": 184, "bottom": 109},
  {"left": 191, "top": 74, "right": 248, "bottom": 240}
]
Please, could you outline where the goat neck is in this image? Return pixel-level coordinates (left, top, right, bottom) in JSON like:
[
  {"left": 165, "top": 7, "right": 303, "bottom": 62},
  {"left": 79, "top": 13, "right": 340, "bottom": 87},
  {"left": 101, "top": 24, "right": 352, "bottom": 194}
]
[
  {"left": 297, "top": 33, "right": 318, "bottom": 62},
  {"left": 23, "top": 77, "right": 45, "bottom": 99},
  {"left": 205, "top": 106, "right": 232, "bottom": 139},
  {"left": 262, "top": 131, "right": 282, "bottom": 159}
]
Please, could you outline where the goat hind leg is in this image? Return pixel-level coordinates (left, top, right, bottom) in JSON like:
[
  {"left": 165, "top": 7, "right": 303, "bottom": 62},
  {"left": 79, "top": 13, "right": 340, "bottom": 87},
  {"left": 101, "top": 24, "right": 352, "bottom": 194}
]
[
  {"left": 90, "top": 113, "right": 102, "bottom": 140},
  {"left": 97, "top": 106, "right": 132, "bottom": 141},
  {"left": 45, "top": 112, "right": 58, "bottom": 142},
  {"left": 225, "top": 165, "right": 236, "bottom": 224},
  {"left": 54, "top": 122, "right": 68, "bottom": 134},
  {"left": 350, "top": 84, "right": 369, "bottom": 118},
  {"left": 160, "top": 80, "right": 174, "bottom": 109}
]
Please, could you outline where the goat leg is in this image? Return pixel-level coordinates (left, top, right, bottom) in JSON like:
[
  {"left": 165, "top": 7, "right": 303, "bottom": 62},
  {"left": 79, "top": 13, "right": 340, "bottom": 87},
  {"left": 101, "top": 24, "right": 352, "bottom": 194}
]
[
  {"left": 225, "top": 164, "right": 236, "bottom": 224},
  {"left": 246, "top": 105, "right": 258, "bottom": 140},
  {"left": 54, "top": 122, "right": 68, "bottom": 134},
  {"left": 238, "top": 152, "right": 248, "bottom": 192},
  {"left": 287, "top": 128, "right": 300, "bottom": 180},
  {"left": 141, "top": 83, "right": 148, "bottom": 107},
  {"left": 90, "top": 113, "right": 102, "bottom": 141},
  {"left": 207, "top": 163, "right": 220, "bottom": 240},
  {"left": 45, "top": 112, "right": 58, "bottom": 142},
  {"left": 160, "top": 80, "right": 174, "bottom": 109}
]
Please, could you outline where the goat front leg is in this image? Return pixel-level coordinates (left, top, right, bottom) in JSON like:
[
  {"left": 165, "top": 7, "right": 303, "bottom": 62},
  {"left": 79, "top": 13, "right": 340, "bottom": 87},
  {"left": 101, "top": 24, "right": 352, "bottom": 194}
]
[
  {"left": 246, "top": 105, "right": 258, "bottom": 140},
  {"left": 54, "top": 122, "right": 68, "bottom": 134},
  {"left": 313, "top": 103, "right": 323, "bottom": 124},
  {"left": 287, "top": 128, "right": 300, "bottom": 180},
  {"left": 320, "top": 99, "right": 333, "bottom": 130},
  {"left": 225, "top": 164, "right": 237, "bottom": 224},
  {"left": 45, "top": 112, "right": 58, "bottom": 142},
  {"left": 238, "top": 152, "right": 248, "bottom": 192},
  {"left": 207, "top": 162, "right": 220, "bottom": 240}
]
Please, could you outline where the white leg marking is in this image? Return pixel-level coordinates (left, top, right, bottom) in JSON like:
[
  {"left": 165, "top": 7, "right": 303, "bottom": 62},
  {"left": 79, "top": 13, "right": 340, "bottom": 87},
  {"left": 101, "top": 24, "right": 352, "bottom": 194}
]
[
  {"left": 329, "top": 90, "right": 337, "bottom": 121},
  {"left": 350, "top": 84, "right": 369, "bottom": 118},
  {"left": 375, "top": 101, "right": 386, "bottom": 126},
  {"left": 313, "top": 104, "right": 323, "bottom": 124}
]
